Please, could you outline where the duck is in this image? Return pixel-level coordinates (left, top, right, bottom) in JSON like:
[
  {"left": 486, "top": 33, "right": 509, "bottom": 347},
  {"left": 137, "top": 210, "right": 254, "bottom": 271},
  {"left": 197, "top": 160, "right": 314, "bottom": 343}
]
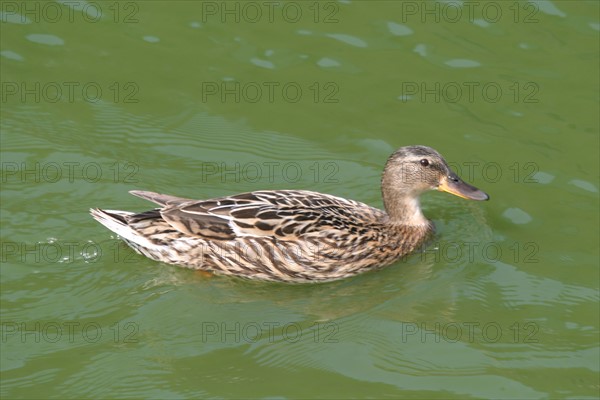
[{"left": 90, "top": 145, "right": 489, "bottom": 283}]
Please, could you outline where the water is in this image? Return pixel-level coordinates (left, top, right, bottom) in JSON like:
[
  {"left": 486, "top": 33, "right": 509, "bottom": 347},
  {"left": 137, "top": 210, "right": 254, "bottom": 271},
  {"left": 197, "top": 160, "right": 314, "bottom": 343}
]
[{"left": 1, "top": 1, "right": 599, "bottom": 398}]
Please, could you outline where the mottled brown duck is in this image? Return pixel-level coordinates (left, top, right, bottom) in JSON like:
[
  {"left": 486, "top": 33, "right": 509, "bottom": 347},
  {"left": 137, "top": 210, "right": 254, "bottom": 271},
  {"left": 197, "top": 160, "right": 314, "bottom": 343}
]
[{"left": 91, "top": 145, "right": 489, "bottom": 283}]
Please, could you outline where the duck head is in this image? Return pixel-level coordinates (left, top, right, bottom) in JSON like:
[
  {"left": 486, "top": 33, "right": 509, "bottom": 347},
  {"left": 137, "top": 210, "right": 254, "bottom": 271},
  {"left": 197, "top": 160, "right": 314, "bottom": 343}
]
[{"left": 381, "top": 145, "right": 489, "bottom": 224}]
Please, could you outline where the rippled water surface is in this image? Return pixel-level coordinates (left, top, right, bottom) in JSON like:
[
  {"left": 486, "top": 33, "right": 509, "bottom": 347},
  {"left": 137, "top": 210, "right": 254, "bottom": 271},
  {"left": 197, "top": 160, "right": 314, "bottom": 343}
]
[{"left": 1, "top": 1, "right": 599, "bottom": 398}]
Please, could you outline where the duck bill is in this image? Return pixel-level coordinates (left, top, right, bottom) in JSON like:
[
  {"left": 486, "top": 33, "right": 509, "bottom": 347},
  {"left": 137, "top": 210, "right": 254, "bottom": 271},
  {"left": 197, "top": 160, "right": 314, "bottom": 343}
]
[{"left": 438, "top": 173, "right": 489, "bottom": 201}]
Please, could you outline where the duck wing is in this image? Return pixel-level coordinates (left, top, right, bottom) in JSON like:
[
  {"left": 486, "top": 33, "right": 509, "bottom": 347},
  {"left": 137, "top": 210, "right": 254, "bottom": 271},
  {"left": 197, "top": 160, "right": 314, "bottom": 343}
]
[
  {"left": 156, "top": 190, "right": 383, "bottom": 241},
  {"left": 129, "top": 190, "right": 193, "bottom": 206}
]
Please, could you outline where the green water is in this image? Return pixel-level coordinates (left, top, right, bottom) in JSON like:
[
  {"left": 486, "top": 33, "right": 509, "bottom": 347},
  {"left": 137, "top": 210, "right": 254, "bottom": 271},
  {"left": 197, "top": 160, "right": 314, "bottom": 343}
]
[{"left": 1, "top": 1, "right": 599, "bottom": 398}]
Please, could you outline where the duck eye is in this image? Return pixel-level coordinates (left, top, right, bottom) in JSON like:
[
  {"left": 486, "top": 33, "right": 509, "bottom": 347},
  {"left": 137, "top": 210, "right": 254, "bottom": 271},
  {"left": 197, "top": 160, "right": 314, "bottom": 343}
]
[{"left": 420, "top": 159, "right": 429, "bottom": 167}]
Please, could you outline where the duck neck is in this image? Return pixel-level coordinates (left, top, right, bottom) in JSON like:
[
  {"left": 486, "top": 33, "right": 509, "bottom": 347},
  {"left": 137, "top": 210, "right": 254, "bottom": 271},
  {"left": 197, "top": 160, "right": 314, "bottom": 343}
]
[
  {"left": 386, "top": 196, "right": 428, "bottom": 225},
  {"left": 382, "top": 184, "right": 429, "bottom": 226}
]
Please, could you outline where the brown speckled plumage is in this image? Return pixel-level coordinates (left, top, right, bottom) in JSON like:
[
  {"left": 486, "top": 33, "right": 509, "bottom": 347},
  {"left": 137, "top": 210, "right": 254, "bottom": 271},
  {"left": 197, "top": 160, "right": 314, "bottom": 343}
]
[{"left": 91, "top": 146, "right": 488, "bottom": 283}]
